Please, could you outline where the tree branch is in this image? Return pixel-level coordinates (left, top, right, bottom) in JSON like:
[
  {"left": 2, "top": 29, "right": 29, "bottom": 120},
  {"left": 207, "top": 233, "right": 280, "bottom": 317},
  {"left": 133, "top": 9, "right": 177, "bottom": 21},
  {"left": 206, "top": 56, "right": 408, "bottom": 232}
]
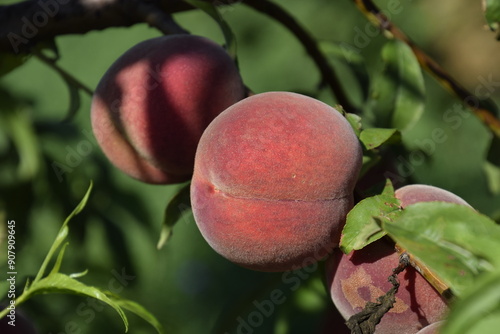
[
  {"left": 0, "top": 0, "right": 191, "bottom": 54},
  {"left": 352, "top": 0, "right": 500, "bottom": 138},
  {"left": 243, "top": 0, "right": 357, "bottom": 113}
]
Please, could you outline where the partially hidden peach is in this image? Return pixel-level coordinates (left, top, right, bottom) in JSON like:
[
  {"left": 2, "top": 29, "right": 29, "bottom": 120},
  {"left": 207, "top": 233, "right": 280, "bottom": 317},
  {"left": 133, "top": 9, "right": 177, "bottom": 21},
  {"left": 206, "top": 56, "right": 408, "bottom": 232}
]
[
  {"left": 190, "top": 91, "right": 363, "bottom": 272},
  {"left": 395, "top": 184, "right": 471, "bottom": 208},
  {"left": 415, "top": 321, "right": 444, "bottom": 334},
  {"left": 326, "top": 185, "right": 471, "bottom": 333},
  {"left": 91, "top": 34, "right": 245, "bottom": 184},
  {"left": 326, "top": 241, "right": 449, "bottom": 334}
]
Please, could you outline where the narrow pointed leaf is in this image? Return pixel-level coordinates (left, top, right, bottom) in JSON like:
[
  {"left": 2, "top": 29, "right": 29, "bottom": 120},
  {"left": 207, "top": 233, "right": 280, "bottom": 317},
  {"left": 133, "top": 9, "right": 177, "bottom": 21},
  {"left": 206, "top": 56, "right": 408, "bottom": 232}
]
[
  {"left": 107, "top": 293, "right": 165, "bottom": 334},
  {"left": 28, "top": 273, "right": 128, "bottom": 331},
  {"left": 34, "top": 182, "right": 93, "bottom": 282},
  {"left": 49, "top": 242, "right": 69, "bottom": 276}
]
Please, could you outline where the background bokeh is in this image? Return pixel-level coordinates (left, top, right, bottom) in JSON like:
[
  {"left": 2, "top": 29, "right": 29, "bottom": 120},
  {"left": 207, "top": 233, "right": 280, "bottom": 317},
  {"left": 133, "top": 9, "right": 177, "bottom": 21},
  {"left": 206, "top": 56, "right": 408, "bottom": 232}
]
[{"left": 1, "top": 0, "right": 499, "bottom": 333}]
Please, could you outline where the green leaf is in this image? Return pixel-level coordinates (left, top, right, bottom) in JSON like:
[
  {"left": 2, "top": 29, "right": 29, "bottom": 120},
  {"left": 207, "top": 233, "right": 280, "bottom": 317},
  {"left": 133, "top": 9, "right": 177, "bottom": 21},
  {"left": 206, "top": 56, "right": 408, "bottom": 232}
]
[
  {"left": 383, "top": 202, "right": 500, "bottom": 297},
  {"left": 365, "top": 40, "right": 425, "bottom": 131},
  {"left": 484, "top": 0, "right": 500, "bottom": 38},
  {"left": 359, "top": 128, "right": 401, "bottom": 150},
  {"left": 319, "top": 41, "right": 370, "bottom": 102},
  {"left": 345, "top": 112, "right": 363, "bottom": 137},
  {"left": 340, "top": 189, "right": 401, "bottom": 254},
  {"left": 157, "top": 182, "right": 192, "bottom": 249},
  {"left": 184, "top": 0, "right": 237, "bottom": 60},
  {"left": 33, "top": 182, "right": 93, "bottom": 283},
  {"left": 27, "top": 273, "right": 128, "bottom": 332},
  {"left": 107, "top": 293, "right": 165, "bottom": 334},
  {"left": 49, "top": 242, "right": 69, "bottom": 276},
  {"left": 440, "top": 270, "right": 500, "bottom": 334}
]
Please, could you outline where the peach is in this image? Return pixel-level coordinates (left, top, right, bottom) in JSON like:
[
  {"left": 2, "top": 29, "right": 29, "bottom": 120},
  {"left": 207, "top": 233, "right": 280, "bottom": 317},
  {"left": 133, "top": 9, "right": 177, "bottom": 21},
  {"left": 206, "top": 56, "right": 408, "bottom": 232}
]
[
  {"left": 190, "top": 91, "right": 363, "bottom": 272},
  {"left": 91, "top": 34, "right": 245, "bottom": 184},
  {"left": 395, "top": 184, "right": 471, "bottom": 208},
  {"left": 326, "top": 185, "right": 471, "bottom": 333},
  {"left": 326, "top": 241, "right": 449, "bottom": 334},
  {"left": 415, "top": 321, "right": 444, "bottom": 334}
]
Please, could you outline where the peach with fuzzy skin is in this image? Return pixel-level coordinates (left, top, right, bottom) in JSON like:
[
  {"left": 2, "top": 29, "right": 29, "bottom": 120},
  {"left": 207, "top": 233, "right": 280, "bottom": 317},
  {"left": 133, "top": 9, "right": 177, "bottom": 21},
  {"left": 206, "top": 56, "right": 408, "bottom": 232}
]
[
  {"left": 395, "top": 184, "right": 471, "bottom": 208},
  {"left": 91, "top": 34, "right": 245, "bottom": 184},
  {"left": 326, "top": 185, "right": 471, "bottom": 333},
  {"left": 326, "top": 241, "right": 449, "bottom": 334},
  {"left": 191, "top": 91, "right": 363, "bottom": 272}
]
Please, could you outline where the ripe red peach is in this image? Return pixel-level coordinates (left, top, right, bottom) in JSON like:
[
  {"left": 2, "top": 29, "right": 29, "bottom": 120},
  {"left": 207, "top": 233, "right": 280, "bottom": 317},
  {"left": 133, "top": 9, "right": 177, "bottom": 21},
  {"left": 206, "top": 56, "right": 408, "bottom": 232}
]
[
  {"left": 326, "top": 185, "right": 471, "bottom": 333},
  {"left": 190, "top": 91, "right": 363, "bottom": 272},
  {"left": 91, "top": 34, "right": 245, "bottom": 184}
]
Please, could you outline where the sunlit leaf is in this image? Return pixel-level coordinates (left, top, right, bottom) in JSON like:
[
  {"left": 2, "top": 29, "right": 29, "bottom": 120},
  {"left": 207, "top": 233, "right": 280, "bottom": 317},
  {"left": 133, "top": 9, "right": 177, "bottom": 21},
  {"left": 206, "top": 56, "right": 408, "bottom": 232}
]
[
  {"left": 157, "top": 182, "right": 191, "bottom": 249},
  {"left": 340, "top": 184, "right": 401, "bottom": 254},
  {"left": 49, "top": 242, "right": 69, "bottom": 276},
  {"left": 441, "top": 270, "right": 500, "bottom": 334},
  {"left": 359, "top": 128, "right": 401, "bottom": 150},
  {"left": 383, "top": 202, "right": 500, "bottom": 297}
]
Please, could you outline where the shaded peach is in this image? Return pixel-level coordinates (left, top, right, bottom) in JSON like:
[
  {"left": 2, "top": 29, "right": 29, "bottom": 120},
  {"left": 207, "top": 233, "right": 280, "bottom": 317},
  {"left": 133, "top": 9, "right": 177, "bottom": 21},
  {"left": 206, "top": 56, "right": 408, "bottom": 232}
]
[
  {"left": 91, "top": 34, "right": 245, "bottom": 184},
  {"left": 326, "top": 241, "right": 449, "bottom": 334},
  {"left": 191, "top": 91, "right": 362, "bottom": 272}
]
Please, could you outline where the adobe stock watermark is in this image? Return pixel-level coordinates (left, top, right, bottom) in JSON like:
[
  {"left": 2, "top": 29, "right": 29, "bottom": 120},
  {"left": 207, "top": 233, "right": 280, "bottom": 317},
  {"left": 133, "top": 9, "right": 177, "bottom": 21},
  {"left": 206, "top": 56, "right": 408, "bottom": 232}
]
[
  {"left": 47, "top": 267, "right": 135, "bottom": 334},
  {"left": 225, "top": 241, "right": 337, "bottom": 334},
  {"left": 8, "top": 0, "right": 71, "bottom": 53}
]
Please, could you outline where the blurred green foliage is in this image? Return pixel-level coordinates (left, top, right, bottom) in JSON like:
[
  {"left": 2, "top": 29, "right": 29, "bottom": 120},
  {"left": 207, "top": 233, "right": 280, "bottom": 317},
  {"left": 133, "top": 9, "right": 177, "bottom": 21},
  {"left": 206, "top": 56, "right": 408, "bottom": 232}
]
[{"left": 1, "top": 0, "right": 500, "bottom": 333}]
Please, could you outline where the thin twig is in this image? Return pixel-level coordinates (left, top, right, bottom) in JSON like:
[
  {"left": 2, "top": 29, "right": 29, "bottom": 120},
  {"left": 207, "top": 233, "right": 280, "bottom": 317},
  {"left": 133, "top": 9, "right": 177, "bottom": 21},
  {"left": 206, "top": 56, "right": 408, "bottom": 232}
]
[
  {"left": 0, "top": 0, "right": 195, "bottom": 54},
  {"left": 33, "top": 50, "right": 93, "bottom": 96},
  {"left": 243, "top": 0, "right": 356, "bottom": 112},
  {"left": 352, "top": 0, "right": 500, "bottom": 138}
]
